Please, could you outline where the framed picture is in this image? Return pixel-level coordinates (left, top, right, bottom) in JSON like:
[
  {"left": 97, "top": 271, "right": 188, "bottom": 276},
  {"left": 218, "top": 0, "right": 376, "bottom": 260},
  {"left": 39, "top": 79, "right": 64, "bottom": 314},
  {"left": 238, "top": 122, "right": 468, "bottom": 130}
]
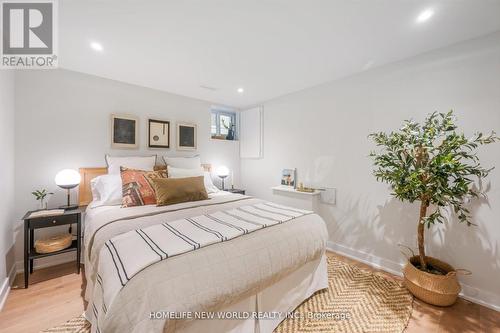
[
  {"left": 177, "top": 122, "right": 197, "bottom": 150},
  {"left": 148, "top": 119, "right": 170, "bottom": 148},
  {"left": 111, "top": 114, "right": 139, "bottom": 149},
  {"left": 281, "top": 168, "right": 297, "bottom": 188}
]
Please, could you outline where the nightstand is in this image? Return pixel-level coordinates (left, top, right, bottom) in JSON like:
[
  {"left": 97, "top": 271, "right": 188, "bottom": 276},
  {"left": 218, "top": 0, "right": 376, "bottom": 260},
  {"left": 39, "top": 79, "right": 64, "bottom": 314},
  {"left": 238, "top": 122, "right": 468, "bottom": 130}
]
[
  {"left": 22, "top": 208, "right": 83, "bottom": 288},
  {"left": 224, "top": 188, "right": 246, "bottom": 195}
]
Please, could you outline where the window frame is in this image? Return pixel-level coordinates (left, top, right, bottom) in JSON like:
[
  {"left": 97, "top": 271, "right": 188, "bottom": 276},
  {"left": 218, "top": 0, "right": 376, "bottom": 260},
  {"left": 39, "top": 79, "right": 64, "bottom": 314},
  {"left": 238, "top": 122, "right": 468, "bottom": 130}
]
[{"left": 211, "top": 108, "right": 237, "bottom": 140}]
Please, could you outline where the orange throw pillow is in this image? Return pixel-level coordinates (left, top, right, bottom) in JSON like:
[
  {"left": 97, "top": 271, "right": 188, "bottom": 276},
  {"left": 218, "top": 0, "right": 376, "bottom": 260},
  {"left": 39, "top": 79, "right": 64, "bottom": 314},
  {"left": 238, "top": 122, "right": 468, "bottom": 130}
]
[{"left": 120, "top": 167, "right": 167, "bottom": 207}]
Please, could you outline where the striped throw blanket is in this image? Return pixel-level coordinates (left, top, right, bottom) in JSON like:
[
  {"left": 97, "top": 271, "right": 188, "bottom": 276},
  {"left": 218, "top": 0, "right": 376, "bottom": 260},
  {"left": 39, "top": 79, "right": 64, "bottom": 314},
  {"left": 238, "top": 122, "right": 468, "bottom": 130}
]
[{"left": 90, "top": 202, "right": 312, "bottom": 333}]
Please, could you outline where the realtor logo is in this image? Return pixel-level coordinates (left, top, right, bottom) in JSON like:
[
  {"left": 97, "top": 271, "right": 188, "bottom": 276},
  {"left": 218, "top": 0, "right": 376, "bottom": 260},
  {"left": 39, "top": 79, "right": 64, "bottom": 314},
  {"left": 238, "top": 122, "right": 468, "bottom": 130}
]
[{"left": 1, "top": 0, "right": 58, "bottom": 68}]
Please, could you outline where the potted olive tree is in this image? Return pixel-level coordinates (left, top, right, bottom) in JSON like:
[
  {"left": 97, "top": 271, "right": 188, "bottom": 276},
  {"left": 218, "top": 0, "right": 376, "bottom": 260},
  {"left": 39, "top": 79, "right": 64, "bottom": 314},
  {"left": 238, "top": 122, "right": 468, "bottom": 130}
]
[{"left": 369, "top": 111, "right": 498, "bottom": 306}]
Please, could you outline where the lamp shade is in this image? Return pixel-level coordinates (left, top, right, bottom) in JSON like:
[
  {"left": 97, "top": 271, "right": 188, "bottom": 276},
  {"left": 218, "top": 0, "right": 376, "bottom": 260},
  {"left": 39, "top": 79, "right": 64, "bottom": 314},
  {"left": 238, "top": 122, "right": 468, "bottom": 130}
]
[
  {"left": 55, "top": 169, "right": 81, "bottom": 189},
  {"left": 216, "top": 166, "right": 230, "bottom": 178}
]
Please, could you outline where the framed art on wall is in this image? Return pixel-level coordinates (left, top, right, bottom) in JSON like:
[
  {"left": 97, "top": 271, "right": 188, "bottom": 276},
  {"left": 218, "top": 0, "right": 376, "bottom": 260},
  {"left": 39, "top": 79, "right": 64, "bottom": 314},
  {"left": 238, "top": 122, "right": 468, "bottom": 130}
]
[
  {"left": 111, "top": 114, "right": 139, "bottom": 149},
  {"left": 177, "top": 122, "right": 197, "bottom": 150},
  {"left": 149, "top": 119, "right": 170, "bottom": 148}
]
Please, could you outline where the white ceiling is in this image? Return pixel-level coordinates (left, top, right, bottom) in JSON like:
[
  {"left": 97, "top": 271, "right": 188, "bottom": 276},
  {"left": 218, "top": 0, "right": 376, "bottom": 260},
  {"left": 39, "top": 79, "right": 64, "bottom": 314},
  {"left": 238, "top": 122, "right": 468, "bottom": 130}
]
[{"left": 59, "top": 0, "right": 500, "bottom": 108}]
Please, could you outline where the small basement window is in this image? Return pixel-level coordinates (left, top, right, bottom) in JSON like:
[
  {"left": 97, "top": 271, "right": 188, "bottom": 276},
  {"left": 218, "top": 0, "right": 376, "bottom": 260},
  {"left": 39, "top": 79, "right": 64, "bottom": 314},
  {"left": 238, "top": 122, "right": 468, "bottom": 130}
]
[{"left": 211, "top": 108, "right": 237, "bottom": 140}]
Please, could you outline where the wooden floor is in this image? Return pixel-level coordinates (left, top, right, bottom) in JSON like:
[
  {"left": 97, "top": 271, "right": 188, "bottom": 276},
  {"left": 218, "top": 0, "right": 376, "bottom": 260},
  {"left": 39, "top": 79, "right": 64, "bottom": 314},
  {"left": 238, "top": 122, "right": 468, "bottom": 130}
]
[{"left": 0, "top": 252, "right": 498, "bottom": 333}]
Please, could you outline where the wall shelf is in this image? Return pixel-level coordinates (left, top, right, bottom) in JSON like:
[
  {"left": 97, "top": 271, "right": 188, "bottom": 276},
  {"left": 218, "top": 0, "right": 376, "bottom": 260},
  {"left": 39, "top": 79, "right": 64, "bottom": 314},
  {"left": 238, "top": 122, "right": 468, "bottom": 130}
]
[{"left": 271, "top": 186, "right": 320, "bottom": 196}]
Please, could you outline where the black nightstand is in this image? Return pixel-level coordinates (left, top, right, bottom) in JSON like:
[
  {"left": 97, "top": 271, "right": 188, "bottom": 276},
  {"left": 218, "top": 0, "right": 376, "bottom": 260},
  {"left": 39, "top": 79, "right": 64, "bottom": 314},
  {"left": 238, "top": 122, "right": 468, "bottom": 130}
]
[
  {"left": 224, "top": 188, "right": 246, "bottom": 195},
  {"left": 22, "top": 208, "right": 83, "bottom": 288}
]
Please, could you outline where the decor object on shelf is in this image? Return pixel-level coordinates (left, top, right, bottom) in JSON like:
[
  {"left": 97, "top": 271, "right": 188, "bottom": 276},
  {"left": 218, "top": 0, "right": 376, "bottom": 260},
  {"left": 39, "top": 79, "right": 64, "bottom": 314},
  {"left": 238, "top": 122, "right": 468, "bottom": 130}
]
[
  {"left": 149, "top": 119, "right": 170, "bottom": 148},
  {"left": 177, "top": 122, "right": 197, "bottom": 150},
  {"left": 296, "top": 182, "right": 316, "bottom": 193},
  {"left": 31, "top": 189, "right": 53, "bottom": 210},
  {"left": 111, "top": 114, "right": 139, "bottom": 149},
  {"left": 222, "top": 118, "right": 235, "bottom": 140},
  {"left": 216, "top": 165, "right": 230, "bottom": 190},
  {"left": 55, "top": 169, "right": 82, "bottom": 210},
  {"left": 281, "top": 168, "right": 296, "bottom": 188},
  {"left": 369, "top": 110, "right": 498, "bottom": 306},
  {"left": 35, "top": 233, "right": 72, "bottom": 254}
]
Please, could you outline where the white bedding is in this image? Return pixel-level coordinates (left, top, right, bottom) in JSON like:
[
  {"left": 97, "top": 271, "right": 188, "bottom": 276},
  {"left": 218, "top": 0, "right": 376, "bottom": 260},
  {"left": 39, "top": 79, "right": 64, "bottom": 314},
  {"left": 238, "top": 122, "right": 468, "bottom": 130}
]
[{"left": 84, "top": 193, "right": 328, "bottom": 333}]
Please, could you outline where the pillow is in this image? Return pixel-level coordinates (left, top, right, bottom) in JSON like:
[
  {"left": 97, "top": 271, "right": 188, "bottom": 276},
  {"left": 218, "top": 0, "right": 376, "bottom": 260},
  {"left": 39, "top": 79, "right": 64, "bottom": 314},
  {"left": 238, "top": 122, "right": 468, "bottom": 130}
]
[
  {"left": 106, "top": 155, "right": 156, "bottom": 174},
  {"left": 203, "top": 171, "right": 220, "bottom": 194},
  {"left": 163, "top": 155, "right": 201, "bottom": 169},
  {"left": 92, "top": 174, "right": 123, "bottom": 206},
  {"left": 120, "top": 167, "right": 167, "bottom": 207},
  {"left": 150, "top": 176, "right": 208, "bottom": 206},
  {"left": 167, "top": 165, "right": 203, "bottom": 178},
  {"left": 90, "top": 177, "right": 101, "bottom": 202},
  {"left": 167, "top": 166, "right": 219, "bottom": 194}
]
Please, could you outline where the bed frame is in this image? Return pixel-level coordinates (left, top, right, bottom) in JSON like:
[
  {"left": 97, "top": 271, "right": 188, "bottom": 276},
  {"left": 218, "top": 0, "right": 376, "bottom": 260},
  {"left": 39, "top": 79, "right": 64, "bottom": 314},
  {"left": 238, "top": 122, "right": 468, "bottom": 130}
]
[{"left": 78, "top": 164, "right": 212, "bottom": 206}]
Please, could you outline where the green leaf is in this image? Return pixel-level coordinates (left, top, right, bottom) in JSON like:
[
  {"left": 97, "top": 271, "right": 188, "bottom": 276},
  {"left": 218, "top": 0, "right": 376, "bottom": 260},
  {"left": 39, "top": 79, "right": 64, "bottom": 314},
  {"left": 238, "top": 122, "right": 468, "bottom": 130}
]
[{"left": 369, "top": 110, "right": 499, "bottom": 232}]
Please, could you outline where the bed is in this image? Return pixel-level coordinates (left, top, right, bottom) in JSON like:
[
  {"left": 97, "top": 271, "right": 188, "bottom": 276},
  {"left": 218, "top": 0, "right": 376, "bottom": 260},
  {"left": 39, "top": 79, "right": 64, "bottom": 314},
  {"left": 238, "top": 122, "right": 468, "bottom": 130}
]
[{"left": 80, "top": 165, "right": 329, "bottom": 333}]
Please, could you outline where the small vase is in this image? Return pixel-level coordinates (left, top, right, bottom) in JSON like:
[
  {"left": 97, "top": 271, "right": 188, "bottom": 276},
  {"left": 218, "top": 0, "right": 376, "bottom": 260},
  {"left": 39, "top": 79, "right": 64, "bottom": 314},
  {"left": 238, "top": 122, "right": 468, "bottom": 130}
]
[
  {"left": 38, "top": 199, "right": 49, "bottom": 210},
  {"left": 226, "top": 129, "right": 234, "bottom": 140}
]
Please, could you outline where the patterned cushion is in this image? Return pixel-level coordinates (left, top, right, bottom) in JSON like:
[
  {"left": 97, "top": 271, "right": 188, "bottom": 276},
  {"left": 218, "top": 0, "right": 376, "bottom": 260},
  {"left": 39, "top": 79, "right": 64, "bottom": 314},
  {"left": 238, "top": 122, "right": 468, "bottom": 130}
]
[{"left": 120, "top": 167, "right": 167, "bottom": 207}]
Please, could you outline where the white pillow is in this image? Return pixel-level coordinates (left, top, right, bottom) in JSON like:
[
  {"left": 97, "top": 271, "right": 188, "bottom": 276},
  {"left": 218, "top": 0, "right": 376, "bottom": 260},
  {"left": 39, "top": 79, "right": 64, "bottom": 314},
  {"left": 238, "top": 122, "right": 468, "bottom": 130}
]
[
  {"left": 90, "top": 177, "right": 101, "bottom": 202},
  {"left": 167, "top": 166, "right": 219, "bottom": 194},
  {"left": 106, "top": 155, "right": 156, "bottom": 174},
  {"left": 163, "top": 155, "right": 201, "bottom": 169},
  {"left": 92, "top": 174, "right": 123, "bottom": 206},
  {"left": 203, "top": 171, "right": 220, "bottom": 194},
  {"left": 167, "top": 165, "right": 203, "bottom": 178}
]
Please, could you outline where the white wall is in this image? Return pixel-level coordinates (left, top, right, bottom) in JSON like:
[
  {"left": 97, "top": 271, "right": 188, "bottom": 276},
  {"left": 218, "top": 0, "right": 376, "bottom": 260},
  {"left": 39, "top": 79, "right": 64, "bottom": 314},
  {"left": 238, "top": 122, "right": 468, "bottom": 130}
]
[
  {"left": 0, "top": 71, "right": 16, "bottom": 308},
  {"left": 241, "top": 32, "right": 500, "bottom": 309},
  {"left": 14, "top": 69, "right": 240, "bottom": 269}
]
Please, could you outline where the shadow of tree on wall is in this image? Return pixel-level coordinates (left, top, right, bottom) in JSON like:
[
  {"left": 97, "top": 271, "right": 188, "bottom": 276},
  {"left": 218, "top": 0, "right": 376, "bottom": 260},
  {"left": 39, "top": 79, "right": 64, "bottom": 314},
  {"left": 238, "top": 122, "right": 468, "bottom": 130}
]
[{"left": 319, "top": 180, "right": 498, "bottom": 332}]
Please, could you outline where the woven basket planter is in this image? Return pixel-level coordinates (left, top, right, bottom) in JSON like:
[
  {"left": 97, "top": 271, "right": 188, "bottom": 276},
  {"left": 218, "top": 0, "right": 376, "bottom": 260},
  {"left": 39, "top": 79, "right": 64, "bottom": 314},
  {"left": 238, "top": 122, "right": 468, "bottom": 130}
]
[
  {"left": 403, "top": 255, "right": 461, "bottom": 306},
  {"left": 35, "top": 233, "right": 72, "bottom": 254}
]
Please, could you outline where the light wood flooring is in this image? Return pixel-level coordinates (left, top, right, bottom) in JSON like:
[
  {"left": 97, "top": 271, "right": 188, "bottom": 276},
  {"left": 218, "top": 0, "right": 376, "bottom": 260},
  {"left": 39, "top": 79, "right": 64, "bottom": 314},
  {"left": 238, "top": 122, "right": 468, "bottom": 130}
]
[{"left": 0, "top": 251, "right": 498, "bottom": 333}]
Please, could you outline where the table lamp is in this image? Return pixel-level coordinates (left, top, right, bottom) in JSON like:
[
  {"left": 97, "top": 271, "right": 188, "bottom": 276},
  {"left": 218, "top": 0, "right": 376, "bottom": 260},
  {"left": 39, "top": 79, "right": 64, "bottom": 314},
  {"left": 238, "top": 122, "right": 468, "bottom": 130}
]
[
  {"left": 55, "top": 169, "right": 81, "bottom": 210},
  {"left": 216, "top": 166, "right": 230, "bottom": 191}
]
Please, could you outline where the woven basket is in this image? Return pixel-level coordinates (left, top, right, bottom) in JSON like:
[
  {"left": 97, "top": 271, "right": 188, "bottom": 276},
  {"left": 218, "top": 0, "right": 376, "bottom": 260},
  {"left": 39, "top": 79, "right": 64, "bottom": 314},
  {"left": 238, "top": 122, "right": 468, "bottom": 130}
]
[
  {"left": 35, "top": 233, "right": 72, "bottom": 254},
  {"left": 403, "top": 255, "right": 461, "bottom": 306}
]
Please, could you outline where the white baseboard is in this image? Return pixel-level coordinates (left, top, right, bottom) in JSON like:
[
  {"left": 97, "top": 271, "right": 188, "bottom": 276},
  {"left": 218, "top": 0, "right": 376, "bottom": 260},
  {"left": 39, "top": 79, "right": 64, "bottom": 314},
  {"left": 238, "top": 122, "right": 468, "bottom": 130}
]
[
  {"left": 327, "top": 241, "right": 404, "bottom": 276},
  {"left": 327, "top": 241, "right": 500, "bottom": 312},
  {"left": 0, "top": 264, "right": 17, "bottom": 311}
]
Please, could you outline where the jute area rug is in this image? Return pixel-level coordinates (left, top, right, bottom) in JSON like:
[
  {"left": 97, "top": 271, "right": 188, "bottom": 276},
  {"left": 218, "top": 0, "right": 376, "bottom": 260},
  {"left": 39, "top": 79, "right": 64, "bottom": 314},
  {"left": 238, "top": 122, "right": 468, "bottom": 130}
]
[{"left": 42, "top": 256, "right": 413, "bottom": 333}]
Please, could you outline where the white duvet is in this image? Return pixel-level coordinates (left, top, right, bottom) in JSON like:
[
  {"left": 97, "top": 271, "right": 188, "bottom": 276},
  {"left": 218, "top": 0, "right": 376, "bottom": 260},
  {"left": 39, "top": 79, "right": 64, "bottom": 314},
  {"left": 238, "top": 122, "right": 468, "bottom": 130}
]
[{"left": 84, "top": 194, "right": 328, "bottom": 333}]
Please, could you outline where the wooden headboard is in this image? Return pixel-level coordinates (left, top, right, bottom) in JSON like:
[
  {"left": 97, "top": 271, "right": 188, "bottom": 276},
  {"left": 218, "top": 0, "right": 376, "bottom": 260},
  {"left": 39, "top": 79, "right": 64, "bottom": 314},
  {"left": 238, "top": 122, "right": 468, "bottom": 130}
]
[{"left": 78, "top": 164, "right": 212, "bottom": 206}]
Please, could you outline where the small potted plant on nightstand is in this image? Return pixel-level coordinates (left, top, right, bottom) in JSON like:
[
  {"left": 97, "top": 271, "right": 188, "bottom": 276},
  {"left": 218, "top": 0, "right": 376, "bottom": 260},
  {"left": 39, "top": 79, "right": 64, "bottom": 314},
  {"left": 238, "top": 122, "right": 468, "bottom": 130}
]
[
  {"left": 32, "top": 189, "right": 53, "bottom": 210},
  {"left": 369, "top": 111, "right": 498, "bottom": 306}
]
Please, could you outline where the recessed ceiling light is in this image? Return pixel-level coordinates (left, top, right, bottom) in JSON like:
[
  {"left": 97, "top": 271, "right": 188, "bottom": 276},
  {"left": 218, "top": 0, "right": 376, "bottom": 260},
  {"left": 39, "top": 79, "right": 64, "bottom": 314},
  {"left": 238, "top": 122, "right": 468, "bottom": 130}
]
[
  {"left": 90, "top": 41, "right": 103, "bottom": 52},
  {"left": 416, "top": 9, "right": 434, "bottom": 23},
  {"left": 237, "top": 87, "right": 244, "bottom": 93}
]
